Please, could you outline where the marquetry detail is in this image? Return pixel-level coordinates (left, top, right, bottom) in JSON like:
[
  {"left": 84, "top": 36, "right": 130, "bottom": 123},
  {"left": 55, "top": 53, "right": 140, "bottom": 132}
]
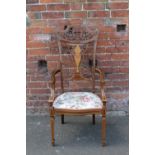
[
  {"left": 74, "top": 45, "right": 81, "bottom": 73},
  {"left": 70, "top": 44, "right": 90, "bottom": 81}
]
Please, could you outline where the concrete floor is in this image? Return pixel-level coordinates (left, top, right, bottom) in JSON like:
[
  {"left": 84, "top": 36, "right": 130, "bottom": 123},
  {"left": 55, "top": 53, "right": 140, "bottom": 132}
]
[{"left": 27, "top": 115, "right": 129, "bottom": 155}]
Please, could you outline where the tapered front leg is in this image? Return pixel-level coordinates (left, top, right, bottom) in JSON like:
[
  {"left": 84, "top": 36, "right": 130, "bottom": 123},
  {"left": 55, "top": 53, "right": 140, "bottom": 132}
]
[
  {"left": 101, "top": 108, "right": 106, "bottom": 146},
  {"left": 51, "top": 115, "right": 55, "bottom": 146},
  {"left": 50, "top": 109, "right": 55, "bottom": 146},
  {"left": 102, "top": 115, "right": 106, "bottom": 146}
]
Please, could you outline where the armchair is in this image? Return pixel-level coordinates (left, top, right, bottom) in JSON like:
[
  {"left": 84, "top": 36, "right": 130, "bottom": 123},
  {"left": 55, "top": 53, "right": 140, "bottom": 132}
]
[{"left": 48, "top": 25, "right": 107, "bottom": 146}]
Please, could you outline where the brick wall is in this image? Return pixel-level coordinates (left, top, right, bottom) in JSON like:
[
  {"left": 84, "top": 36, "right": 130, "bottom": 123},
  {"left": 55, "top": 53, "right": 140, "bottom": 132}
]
[{"left": 26, "top": 0, "right": 129, "bottom": 114}]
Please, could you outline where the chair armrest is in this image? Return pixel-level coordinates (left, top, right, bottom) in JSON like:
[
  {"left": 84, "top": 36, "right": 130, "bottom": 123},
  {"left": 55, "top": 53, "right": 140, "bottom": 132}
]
[
  {"left": 95, "top": 68, "right": 107, "bottom": 106},
  {"left": 48, "top": 69, "right": 61, "bottom": 106}
]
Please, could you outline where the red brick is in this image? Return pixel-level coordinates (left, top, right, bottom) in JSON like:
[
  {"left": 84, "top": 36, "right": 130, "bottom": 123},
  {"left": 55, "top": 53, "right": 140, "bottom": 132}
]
[
  {"left": 27, "top": 27, "right": 42, "bottom": 34},
  {"left": 42, "top": 27, "right": 55, "bottom": 33},
  {"left": 26, "top": 62, "right": 37, "bottom": 69},
  {"left": 101, "top": 60, "right": 128, "bottom": 67},
  {"left": 47, "top": 61, "right": 59, "bottom": 70},
  {"left": 88, "top": 11, "right": 110, "bottom": 18},
  {"left": 67, "top": 19, "right": 82, "bottom": 25},
  {"left": 30, "top": 89, "right": 50, "bottom": 94},
  {"left": 106, "top": 47, "right": 129, "bottom": 53},
  {"left": 27, "top": 55, "right": 45, "bottom": 61},
  {"left": 96, "top": 47, "right": 106, "bottom": 53},
  {"left": 102, "top": 26, "right": 115, "bottom": 32},
  {"left": 111, "top": 53, "right": 128, "bottom": 60},
  {"left": 46, "top": 55, "right": 60, "bottom": 61},
  {"left": 27, "top": 12, "right": 42, "bottom": 20},
  {"left": 53, "top": 20, "right": 66, "bottom": 30},
  {"left": 100, "top": 61, "right": 116, "bottom": 67},
  {"left": 97, "top": 54, "right": 112, "bottom": 61},
  {"left": 31, "top": 75, "right": 47, "bottom": 81},
  {"left": 119, "top": 67, "right": 129, "bottom": 73},
  {"left": 70, "top": 4, "right": 82, "bottom": 10},
  {"left": 26, "top": 0, "right": 38, "bottom": 4},
  {"left": 115, "top": 40, "right": 129, "bottom": 47},
  {"left": 28, "top": 49, "right": 50, "bottom": 56},
  {"left": 64, "top": 0, "right": 86, "bottom": 2},
  {"left": 119, "top": 61, "right": 129, "bottom": 66},
  {"left": 65, "top": 11, "right": 87, "bottom": 18},
  {"left": 86, "top": 18, "right": 104, "bottom": 25},
  {"left": 30, "top": 20, "right": 47, "bottom": 26},
  {"left": 27, "top": 82, "right": 47, "bottom": 88},
  {"left": 106, "top": 73, "right": 128, "bottom": 80},
  {"left": 111, "top": 10, "right": 129, "bottom": 17},
  {"left": 83, "top": 3, "right": 105, "bottom": 10},
  {"left": 113, "top": 80, "right": 128, "bottom": 87},
  {"left": 42, "top": 12, "right": 64, "bottom": 19},
  {"left": 103, "top": 32, "right": 128, "bottom": 40},
  {"left": 47, "top": 4, "right": 70, "bottom": 11},
  {"left": 26, "top": 41, "right": 49, "bottom": 48},
  {"left": 102, "top": 67, "right": 117, "bottom": 73},
  {"left": 40, "top": 0, "right": 63, "bottom": 3},
  {"left": 107, "top": 2, "right": 128, "bottom": 10},
  {"left": 27, "top": 4, "right": 46, "bottom": 11},
  {"left": 97, "top": 39, "right": 116, "bottom": 46},
  {"left": 26, "top": 26, "right": 55, "bottom": 34},
  {"left": 104, "top": 80, "right": 113, "bottom": 87}
]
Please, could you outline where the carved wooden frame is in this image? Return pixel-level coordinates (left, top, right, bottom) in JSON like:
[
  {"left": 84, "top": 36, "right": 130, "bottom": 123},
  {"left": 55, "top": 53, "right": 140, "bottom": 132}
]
[{"left": 48, "top": 25, "right": 107, "bottom": 146}]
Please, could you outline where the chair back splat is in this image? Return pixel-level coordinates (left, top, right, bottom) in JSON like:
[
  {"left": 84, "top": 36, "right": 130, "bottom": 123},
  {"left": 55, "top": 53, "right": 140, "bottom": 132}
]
[{"left": 57, "top": 25, "right": 99, "bottom": 93}]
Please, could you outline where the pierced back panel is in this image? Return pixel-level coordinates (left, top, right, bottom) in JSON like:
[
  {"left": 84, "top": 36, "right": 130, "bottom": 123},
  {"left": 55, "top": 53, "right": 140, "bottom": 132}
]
[{"left": 57, "top": 25, "right": 98, "bottom": 92}]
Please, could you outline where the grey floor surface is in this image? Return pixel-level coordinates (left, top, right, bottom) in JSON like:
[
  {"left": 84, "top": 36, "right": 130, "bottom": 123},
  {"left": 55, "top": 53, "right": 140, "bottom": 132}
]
[{"left": 27, "top": 115, "right": 129, "bottom": 155}]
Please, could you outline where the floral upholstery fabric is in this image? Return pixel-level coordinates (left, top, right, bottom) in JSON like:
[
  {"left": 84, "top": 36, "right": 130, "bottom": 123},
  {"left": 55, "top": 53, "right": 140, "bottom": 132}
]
[{"left": 53, "top": 92, "right": 103, "bottom": 110}]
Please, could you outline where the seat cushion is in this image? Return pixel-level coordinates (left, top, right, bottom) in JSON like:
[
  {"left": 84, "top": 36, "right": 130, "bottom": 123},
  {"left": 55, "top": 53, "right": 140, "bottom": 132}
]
[{"left": 53, "top": 92, "right": 103, "bottom": 110}]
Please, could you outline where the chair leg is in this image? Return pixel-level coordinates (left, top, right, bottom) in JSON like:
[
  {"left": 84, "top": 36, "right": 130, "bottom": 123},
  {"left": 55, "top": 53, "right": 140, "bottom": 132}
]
[
  {"left": 101, "top": 115, "right": 106, "bottom": 146},
  {"left": 92, "top": 114, "right": 95, "bottom": 125},
  {"left": 61, "top": 115, "right": 64, "bottom": 124},
  {"left": 50, "top": 115, "right": 55, "bottom": 146}
]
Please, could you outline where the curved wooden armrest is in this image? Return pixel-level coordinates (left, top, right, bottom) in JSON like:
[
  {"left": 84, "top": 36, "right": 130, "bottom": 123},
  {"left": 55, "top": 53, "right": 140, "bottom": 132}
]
[
  {"left": 48, "top": 69, "right": 61, "bottom": 106},
  {"left": 95, "top": 68, "right": 107, "bottom": 106}
]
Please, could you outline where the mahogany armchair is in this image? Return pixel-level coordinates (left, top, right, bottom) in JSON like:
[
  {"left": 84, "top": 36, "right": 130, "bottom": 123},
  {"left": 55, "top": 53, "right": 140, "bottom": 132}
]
[{"left": 48, "top": 25, "right": 107, "bottom": 146}]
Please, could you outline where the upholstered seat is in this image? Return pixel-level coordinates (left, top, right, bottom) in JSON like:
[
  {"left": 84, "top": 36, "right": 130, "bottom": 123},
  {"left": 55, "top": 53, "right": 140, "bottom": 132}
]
[{"left": 53, "top": 92, "right": 103, "bottom": 110}]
